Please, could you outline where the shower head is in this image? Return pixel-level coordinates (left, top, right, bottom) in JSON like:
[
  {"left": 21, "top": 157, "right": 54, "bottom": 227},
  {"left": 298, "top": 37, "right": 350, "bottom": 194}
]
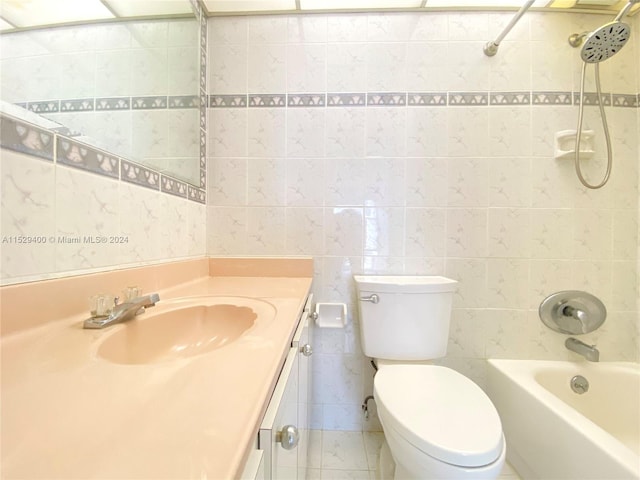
[
  {"left": 568, "top": 0, "right": 638, "bottom": 63},
  {"left": 580, "top": 21, "right": 631, "bottom": 63}
]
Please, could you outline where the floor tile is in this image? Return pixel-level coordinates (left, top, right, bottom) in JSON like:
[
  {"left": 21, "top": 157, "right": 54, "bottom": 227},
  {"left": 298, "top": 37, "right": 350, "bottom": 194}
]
[{"left": 321, "top": 431, "right": 369, "bottom": 470}]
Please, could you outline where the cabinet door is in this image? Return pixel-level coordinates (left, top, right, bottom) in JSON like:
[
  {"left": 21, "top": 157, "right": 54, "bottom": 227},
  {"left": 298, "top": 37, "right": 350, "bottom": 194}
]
[
  {"left": 296, "top": 318, "right": 312, "bottom": 480},
  {"left": 259, "top": 348, "right": 299, "bottom": 480},
  {"left": 239, "top": 450, "right": 265, "bottom": 480}
]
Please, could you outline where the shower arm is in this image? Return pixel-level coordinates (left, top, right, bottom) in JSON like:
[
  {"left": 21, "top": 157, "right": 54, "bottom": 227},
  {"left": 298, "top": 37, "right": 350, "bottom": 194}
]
[
  {"left": 614, "top": 0, "right": 640, "bottom": 22},
  {"left": 484, "top": 0, "right": 535, "bottom": 57}
]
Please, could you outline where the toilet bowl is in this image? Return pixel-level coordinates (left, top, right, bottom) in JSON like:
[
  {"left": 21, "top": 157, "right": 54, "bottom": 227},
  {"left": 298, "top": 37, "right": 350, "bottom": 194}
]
[
  {"left": 374, "top": 364, "right": 505, "bottom": 479},
  {"left": 354, "top": 275, "right": 505, "bottom": 480}
]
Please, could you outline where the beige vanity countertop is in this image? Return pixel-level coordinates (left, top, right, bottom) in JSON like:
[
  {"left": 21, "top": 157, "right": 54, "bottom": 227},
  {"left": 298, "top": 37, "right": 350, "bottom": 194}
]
[{"left": 1, "top": 267, "right": 312, "bottom": 480}]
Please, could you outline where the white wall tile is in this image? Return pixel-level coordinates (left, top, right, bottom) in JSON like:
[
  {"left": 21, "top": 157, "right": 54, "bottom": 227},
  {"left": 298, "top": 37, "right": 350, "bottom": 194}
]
[{"left": 202, "top": 10, "right": 640, "bottom": 433}]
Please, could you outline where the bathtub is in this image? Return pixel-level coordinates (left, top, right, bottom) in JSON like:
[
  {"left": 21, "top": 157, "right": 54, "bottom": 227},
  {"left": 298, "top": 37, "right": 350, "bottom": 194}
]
[{"left": 487, "top": 360, "right": 640, "bottom": 480}]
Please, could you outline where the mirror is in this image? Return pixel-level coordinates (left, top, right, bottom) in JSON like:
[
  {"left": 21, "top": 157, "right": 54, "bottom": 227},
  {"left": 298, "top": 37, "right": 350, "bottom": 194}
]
[{"left": 0, "top": 15, "right": 200, "bottom": 186}]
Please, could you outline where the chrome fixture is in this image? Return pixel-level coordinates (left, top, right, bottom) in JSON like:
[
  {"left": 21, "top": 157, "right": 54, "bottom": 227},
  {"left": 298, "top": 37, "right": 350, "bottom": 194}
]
[
  {"left": 539, "top": 290, "right": 606, "bottom": 335},
  {"left": 360, "top": 294, "right": 379, "bottom": 304},
  {"left": 565, "top": 338, "right": 600, "bottom": 362},
  {"left": 83, "top": 293, "right": 160, "bottom": 329},
  {"left": 484, "top": 0, "right": 535, "bottom": 56},
  {"left": 362, "top": 395, "right": 375, "bottom": 420},
  {"left": 276, "top": 425, "right": 299, "bottom": 450},
  {"left": 568, "top": 0, "right": 639, "bottom": 189},
  {"left": 570, "top": 375, "right": 590, "bottom": 394}
]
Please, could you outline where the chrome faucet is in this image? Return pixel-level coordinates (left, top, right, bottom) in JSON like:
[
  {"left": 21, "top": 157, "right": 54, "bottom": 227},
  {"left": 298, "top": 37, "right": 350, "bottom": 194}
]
[
  {"left": 83, "top": 293, "right": 160, "bottom": 329},
  {"left": 565, "top": 337, "right": 599, "bottom": 362}
]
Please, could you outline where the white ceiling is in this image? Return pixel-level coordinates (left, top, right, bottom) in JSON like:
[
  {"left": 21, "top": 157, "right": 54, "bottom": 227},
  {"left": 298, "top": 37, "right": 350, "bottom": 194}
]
[
  {"left": 0, "top": 0, "right": 194, "bottom": 31},
  {"left": 0, "top": 0, "right": 637, "bottom": 32}
]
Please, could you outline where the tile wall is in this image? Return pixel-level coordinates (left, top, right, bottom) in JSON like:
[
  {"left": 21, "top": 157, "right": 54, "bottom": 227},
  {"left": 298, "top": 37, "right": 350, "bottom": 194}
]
[
  {"left": 0, "top": 144, "right": 206, "bottom": 285},
  {"left": 206, "top": 11, "right": 640, "bottom": 431},
  {"left": 0, "top": 19, "right": 201, "bottom": 184},
  {"left": 0, "top": 4, "right": 210, "bottom": 286}
]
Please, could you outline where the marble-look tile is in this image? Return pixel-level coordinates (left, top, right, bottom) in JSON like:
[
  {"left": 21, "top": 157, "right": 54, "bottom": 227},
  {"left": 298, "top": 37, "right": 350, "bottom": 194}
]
[
  {"left": 325, "top": 159, "right": 365, "bottom": 206},
  {"left": 285, "top": 207, "right": 324, "bottom": 255},
  {"left": 366, "top": 108, "right": 406, "bottom": 158},
  {"left": 0, "top": 150, "right": 56, "bottom": 281},
  {"left": 321, "top": 469, "right": 370, "bottom": 480},
  {"left": 55, "top": 166, "right": 121, "bottom": 272},
  {"left": 487, "top": 208, "right": 531, "bottom": 258},
  {"left": 447, "top": 108, "right": 490, "bottom": 157},
  {"left": 326, "top": 44, "right": 367, "bottom": 92},
  {"left": 286, "top": 157, "right": 324, "bottom": 207},
  {"left": 363, "top": 207, "right": 405, "bottom": 257},
  {"left": 406, "top": 107, "right": 448, "bottom": 157},
  {"left": 326, "top": 108, "right": 366, "bottom": 158},
  {"left": 405, "top": 157, "right": 448, "bottom": 207},
  {"left": 287, "top": 108, "right": 326, "bottom": 158},
  {"left": 404, "top": 208, "right": 446, "bottom": 258},
  {"left": 489, "top": 158, "right": 532, "bottom": 208},
  {"left": 247, "top": 158, "right": 285, "bottom": 206},
  {"left": 446, "top": 208, "right": 488, "bottom": 258},
  {"left": 247, "top": 44, "right": 286, "bottom": 93},
  {"left": 321, "top": 431, "right": 369, "bottom": 470},
  {"left": 247, "top": 108, "right": 286, "bottom": 157}
]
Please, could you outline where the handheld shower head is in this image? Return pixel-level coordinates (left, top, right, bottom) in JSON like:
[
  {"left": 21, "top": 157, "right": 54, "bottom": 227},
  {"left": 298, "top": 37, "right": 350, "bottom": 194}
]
[
  {"left": 569, "top": 0, "right": 637, "bottom": 63},
  {"left": 580, "top": 21, "right": 631, "bottom": 63}
]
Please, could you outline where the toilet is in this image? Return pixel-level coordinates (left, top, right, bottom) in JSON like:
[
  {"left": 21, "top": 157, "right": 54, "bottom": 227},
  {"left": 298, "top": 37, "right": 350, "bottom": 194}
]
[{"left": 354, "top": 275, "right": 506, "bottom": 480}]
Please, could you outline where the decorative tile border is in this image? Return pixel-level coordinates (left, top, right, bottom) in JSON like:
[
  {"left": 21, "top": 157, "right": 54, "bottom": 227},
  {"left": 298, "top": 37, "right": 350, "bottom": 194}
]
[
  {"left": 532, "top": 91, "right": 573, "bottom": 105},
  {"left": 132, "top": 96, "right": 168, "bottom": 110},
  {"left": 288, "top": 94, "right": 326, "bottom": 107},
  {"left": 490, "top": 92, "right": 530, "bottom": 105},
  {"left": 95, "top": 97, "right": 131, "bottom": 111},
  {"left": 209, "top": 95, "right": 248, "bottom": 107},
  {"left": 573, "top": 92, "right": 612, "bottom": 106},
  {"left": 60, "top": 98, "right": 94, "bottom": 112},
  {"left": 449, "top": 92, "right": 488, "bottom": 106},
  {"left": 367, "top": 92, "right": 407, "bottom": 106},
  {"left": 57, "top": 137, "right": 119, "bottom": 179},
  {"left": 121, "top": 160, "right": 161, "bottom": 190},
  {"left": 169, "top": 95, "right": 200, "bottom": 109},
  {"left": 203, "top": 91, "right": 638, "bottom": 109},
  {"left": 161, "top": 175, "right": 189, "bottom": 198},
  {"left": 249, "top": 94, "right": 287, "bottom": 107},
  {"left": 612, "top": 93, "right": 639, "bottom": 108},
  {"left": 327, "top": 93, "right": 366, "bottom": 106},
  {"left": 20, "top": 96, "right": 199, "bottom": 113},
  {"left": 189, "top": 185, "right": 206, "bottom": 204},
  {"left": 0, "top": 113, "right": 204, "bottom": 203},
  {"left": 0, "top": 114, "right": 55, "bottom": 161},
  {"left": 408, "top": 93, "right": 447, "bottom": 106},
  {"left": 28, "top": 101, "right": 59, "bottom": 114}
]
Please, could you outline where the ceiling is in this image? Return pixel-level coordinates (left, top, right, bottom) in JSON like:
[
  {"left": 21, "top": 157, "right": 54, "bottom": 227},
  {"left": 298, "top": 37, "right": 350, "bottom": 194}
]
[{"left": 0, "top": 0, "right": 637, "bottom": 32}]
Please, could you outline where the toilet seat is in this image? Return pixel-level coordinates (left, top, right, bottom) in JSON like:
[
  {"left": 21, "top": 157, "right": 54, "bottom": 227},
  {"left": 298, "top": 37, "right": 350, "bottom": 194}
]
[{"left": 374, "top": 364, "right": 504, "bottom": 468}]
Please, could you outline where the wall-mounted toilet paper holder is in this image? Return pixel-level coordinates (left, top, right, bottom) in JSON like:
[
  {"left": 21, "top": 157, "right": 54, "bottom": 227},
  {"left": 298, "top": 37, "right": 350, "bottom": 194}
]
[{"left": 313, "top": 303, "right": 347, "bottom": 328}]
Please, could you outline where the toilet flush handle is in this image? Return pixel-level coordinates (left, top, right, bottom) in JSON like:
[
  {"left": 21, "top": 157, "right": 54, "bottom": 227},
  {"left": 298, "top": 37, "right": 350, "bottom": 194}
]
[{"left": 360, "top": 294, "right": 379, "bottom": 304}]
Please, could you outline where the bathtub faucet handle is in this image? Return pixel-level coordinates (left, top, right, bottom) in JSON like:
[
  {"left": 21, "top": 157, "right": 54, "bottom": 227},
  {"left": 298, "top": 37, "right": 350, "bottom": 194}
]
[{"left": 561, "top": 304, "right": 588, "bottom": 323}]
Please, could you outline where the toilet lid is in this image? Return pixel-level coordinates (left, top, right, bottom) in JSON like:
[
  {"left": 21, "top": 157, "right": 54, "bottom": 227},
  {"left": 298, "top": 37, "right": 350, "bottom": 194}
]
[{"left": 374, "top": 365, "right": 504, "bottom": 468}]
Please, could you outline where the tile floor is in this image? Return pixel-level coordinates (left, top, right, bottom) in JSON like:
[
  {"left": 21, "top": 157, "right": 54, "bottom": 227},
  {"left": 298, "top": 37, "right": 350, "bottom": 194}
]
[{"left": 307, "top": 430, "right": 521, "bottom": 480}]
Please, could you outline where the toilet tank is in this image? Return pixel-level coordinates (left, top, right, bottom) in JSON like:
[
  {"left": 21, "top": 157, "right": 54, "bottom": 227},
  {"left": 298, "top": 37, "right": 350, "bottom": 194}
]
[{"left": 354, "top": 275, "right": 458, "bottom": 361}]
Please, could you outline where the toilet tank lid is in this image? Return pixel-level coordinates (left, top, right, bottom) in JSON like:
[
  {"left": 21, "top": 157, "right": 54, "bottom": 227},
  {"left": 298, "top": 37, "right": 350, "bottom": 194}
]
[{"left": 354, "top": 275, "right": 457, "bottom": 293}]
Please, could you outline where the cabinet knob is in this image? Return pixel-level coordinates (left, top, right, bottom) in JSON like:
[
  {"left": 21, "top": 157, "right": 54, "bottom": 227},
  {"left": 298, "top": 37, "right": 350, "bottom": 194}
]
[
  {"left": 300, "top": 344, "right": 313, "bottom": 357},
  {"left": 276, "top": 425, "right": 299, "bottom": 450}
]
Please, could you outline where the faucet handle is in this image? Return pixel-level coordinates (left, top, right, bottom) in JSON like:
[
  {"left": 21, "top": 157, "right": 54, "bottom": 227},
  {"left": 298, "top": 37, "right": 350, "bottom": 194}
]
[
  {"left": 123, "top": 286, "right": 142, "bottom": 302},
  {"left": 89, "top": 293, "right": 115, "bottom": 317}
]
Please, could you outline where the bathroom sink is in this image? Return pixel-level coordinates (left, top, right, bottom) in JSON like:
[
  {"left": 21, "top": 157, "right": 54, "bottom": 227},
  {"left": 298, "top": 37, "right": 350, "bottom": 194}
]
[{"left": 96, "top": 296, "right": 276, "bottom": 365}]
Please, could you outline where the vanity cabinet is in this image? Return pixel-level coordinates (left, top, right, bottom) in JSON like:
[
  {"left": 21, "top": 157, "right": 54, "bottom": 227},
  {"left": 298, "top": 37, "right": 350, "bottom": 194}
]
[{"left": 257, "top": 295, "right": 313, "bottom": 480}]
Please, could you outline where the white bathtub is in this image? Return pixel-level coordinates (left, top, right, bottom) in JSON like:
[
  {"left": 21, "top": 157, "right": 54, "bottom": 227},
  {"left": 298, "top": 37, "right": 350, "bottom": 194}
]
[{"left": 487, "top": 360, "right": 640, "bottom": 480}]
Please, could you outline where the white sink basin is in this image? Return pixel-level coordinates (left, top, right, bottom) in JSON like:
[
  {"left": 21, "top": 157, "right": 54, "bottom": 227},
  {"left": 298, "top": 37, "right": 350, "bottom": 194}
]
[{"left": 96, "top": 296, "right": 276, "bottom": 365}]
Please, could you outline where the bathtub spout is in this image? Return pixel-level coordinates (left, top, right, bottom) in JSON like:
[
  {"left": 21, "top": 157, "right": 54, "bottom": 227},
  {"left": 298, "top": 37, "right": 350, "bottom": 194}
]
[{"left": 565, "top": 337, "right": 599, "bottom": 362}]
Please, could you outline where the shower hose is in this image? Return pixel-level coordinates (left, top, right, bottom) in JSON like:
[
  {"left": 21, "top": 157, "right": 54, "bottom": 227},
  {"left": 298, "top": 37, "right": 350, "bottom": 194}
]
[{"left": 574, "top": 61, "right": 613, "bottom": 189}]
